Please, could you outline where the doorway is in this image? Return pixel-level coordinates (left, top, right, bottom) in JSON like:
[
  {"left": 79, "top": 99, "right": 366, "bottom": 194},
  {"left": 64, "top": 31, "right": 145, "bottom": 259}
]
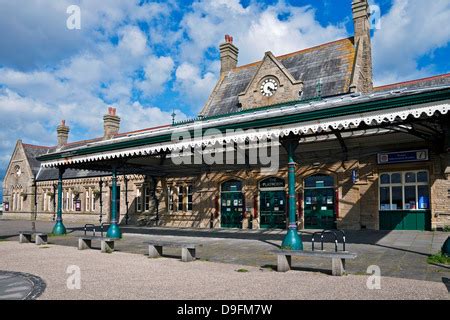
[
  {"left": 259, "top": 177, "right": 286, "bottom": 229},
  {"left": 220, "top": 180, "right": 243, "bottom": 228},
  {"left": 304, "top": 175, "right": 336, "bottom": 229}
]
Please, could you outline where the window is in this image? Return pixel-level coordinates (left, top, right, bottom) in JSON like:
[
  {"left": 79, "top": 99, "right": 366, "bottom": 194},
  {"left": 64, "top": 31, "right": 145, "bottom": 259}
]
[
  {"left": 86, "top": 189, "right": 90, "bottom": 212},
  {"left": 91, "top": 191, "right": 96, "bottom": 211},
  {"left": 168, "top": 186, "right": 174, "bottom": 212},
  {"left": 43, "top": 191, "right": 48, "bottom": 212},
  {"left": 178, "top": 186, "right": 184, "bottom": 211},
  {"left": 136, "top": 187, "right": 142, "bottom": 212},
  {"left": 144, "top": 185, "right": 151, "bottom": 212},
  {"left": 379, "top": 171, "right": 429, "bottom": 210},
  {"left": 187, "top": 185, "right": 193, "bottom": 211}
]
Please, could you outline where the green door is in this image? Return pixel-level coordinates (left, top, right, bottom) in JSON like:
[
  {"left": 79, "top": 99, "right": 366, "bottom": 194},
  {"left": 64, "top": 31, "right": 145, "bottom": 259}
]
[
  {"left": 304, "top": 175, "right": 336, "bottom": 230},
  {"left": 221, "top": 180, "right": 243, "bottom": 228},
  {"left": 260, "top": 191, "right": 286, "bottom": 229}
]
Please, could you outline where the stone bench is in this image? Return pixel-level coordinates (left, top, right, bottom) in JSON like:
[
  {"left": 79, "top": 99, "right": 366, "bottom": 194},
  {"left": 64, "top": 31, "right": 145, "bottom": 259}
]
[
  {"left": 19, "top": 231, "right": 48, "bottom": 245},
  {"left": 144, "top": 241, "right": 201, "bottom": 262},
  {"left": 78, "top": 236, "right": 117, "bottom": 253},
  {"left": 271, "top": 249, "right": 357, "bottom": 276}
]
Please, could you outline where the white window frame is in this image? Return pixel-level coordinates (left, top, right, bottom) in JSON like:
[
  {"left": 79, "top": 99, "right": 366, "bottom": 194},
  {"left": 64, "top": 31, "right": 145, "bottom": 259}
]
[
  {"left": 136, "top": 187, "right": 142, "bottom": 212},
  {"left": 379, "top": 170, "right": 429, "bottom": 211},
  {"left": 178, "top": 186, "right": 184, "bottom": 211},
  {"left": 168, "top": 186, "right": 174, "bottom": 212},
  {"left": 187, "top": 184, "right": 193, "bottom": 211},
  {"left": 86, "top": 189, "right": 90, "bottom": 212},
  {"left": 144, "top": 185, "right": 151, "bottom": 212}
]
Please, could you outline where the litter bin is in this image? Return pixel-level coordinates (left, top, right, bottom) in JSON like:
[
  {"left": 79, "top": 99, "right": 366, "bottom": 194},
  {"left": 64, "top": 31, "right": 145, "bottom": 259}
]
[{"left": 442, "top": 236, "right": 450, "bottom": 257}]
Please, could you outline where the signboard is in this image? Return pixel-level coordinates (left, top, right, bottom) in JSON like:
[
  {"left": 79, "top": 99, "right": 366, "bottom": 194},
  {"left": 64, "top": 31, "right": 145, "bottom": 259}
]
[
  {"left": 75, "top": 200, "right": 81, "bottom": 212},
  {"left": 3, "top": 202, "right": 9, "bottom": 211},
  {"left": 377, "top": 149, "right": 428, "bottom": 164},
  {"left": 260, "top": 177, "right": 285, "bottom": 189},
  {"left": 352, "top": 169, "right": 359, "bottom": 183}
]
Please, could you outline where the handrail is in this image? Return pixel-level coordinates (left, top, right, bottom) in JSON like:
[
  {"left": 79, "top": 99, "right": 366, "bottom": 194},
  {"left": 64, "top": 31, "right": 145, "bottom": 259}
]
[
  {"left": 311, "top": 229, "right": 346, "bottom": 252},
  {"left": 84, "top": 224, "right": 96, "bottom": 237},
  {"left": 100, "top": 223, "right": 110, "bottom": 237}
]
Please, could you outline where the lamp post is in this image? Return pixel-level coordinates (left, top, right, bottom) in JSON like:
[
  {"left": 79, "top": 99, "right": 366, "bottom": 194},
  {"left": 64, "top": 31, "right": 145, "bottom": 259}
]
[
  {"left": 106, "top": 167, "right": 122, "bottom": 239},
  {"left": 281, "top": 137, "right": 303, "bottom": 250},
  {"left": 52, "top": 167, "right": 67, "bottom": 235}
]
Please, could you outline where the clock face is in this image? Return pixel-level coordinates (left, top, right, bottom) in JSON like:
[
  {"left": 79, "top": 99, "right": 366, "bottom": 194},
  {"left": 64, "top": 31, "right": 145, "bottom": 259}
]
[{"left": 260, "top": 78, "right": 278, "bottom": 97}]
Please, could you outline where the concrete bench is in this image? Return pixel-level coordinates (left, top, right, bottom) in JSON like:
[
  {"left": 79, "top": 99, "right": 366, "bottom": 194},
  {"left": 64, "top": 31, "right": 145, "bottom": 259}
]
[
  {"left": 144, "top": 241, "right": 201, "bottom": 262},
  {"left": 78, "top": 236, "right": 117, "bottom": 253},
  {"left": 19, "top": 231, "right": 48, "bottom": 245},
  {"left": 271, "top": 249, "right": 357, "bottom": 276}
]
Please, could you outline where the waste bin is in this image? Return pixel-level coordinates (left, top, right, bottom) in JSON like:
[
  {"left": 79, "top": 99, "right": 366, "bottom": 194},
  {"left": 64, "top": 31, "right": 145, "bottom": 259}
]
[{"left": 442, "top": 236, "right": 450, "bottom": 257}]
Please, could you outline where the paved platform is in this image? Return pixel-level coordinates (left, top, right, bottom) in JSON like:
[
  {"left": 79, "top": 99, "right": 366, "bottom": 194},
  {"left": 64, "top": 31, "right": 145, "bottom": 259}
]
[
  {"left": 0, "top": 241, "right": 448, "bottom": 300},
  {"left": 0, "top": 219, "right": 449, "bottom": 284}
]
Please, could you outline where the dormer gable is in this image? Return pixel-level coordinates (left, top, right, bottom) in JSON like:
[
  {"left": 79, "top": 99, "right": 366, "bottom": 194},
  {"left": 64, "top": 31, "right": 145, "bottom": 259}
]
[{"left": 238, "top": 51, "right": 303, "bottom": 110}]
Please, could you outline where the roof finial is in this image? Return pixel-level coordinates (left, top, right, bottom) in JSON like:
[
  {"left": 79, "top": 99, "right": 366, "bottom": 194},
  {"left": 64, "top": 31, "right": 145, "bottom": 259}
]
[{"left": 171, "top": 109, "right": 176, "bottom": 125}]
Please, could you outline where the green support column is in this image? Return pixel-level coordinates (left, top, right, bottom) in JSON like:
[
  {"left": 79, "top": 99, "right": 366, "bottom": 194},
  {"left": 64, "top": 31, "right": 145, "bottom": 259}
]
[
  {"left": 52, "top": 167, "right": 67, "bottom": 235},
  {"left": 106, "top": 167, "right": 122, "bottom": 239},
  {"left": 281, "top": 139, "right": 303, "bottom": 250}
]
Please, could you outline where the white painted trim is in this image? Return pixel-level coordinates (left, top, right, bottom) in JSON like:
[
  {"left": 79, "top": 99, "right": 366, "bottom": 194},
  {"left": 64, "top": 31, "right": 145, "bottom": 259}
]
[{"left": 41, "top": 102, "right": 449, "bottom": 168}]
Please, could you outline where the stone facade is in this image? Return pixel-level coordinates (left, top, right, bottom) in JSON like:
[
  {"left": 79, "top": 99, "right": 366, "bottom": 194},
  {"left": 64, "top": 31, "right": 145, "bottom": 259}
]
[
  {"left": 2, "top": 0, "right": 449, "bottom": 231},
  {"left": 238, "top": 52, "right": 303, "bottom": 109},
  {"left": 5, "top": 131, "right": 448, "bottom": 231}
]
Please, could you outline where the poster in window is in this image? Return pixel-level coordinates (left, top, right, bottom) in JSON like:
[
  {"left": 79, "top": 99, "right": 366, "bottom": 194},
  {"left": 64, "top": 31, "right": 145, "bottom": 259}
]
[
  {"left": 226, "top": 200, "right": 231, "bottom": 206},
  {"left": 233, "top": 199, "right": 238, "bottom": 206},
  {"left": 75, "top": 200, "right": 81, "bottom": 211},
  {"left": 222, "top": 200, "right": 226, "bottom": 206},
  {"left": 4, "top": 202, "right": 9, "bottom": 211},
  {"left": 238, "top": 199, "right": 242, "bottom": 206},
  {"left": 305, "top": 197, "right": 311, "bottom": 205},
  {"left": 327, "top": 196, "right": 333, "bottom": 204}
]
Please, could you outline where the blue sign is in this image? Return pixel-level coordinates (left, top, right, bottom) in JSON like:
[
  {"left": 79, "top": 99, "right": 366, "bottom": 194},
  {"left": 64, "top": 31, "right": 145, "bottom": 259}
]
[
  {"left": 377, "top": 149, "right": 428, "bottom": 164},
  {"left": 352, "top": 169, "right": 359, "bottom": 183}
]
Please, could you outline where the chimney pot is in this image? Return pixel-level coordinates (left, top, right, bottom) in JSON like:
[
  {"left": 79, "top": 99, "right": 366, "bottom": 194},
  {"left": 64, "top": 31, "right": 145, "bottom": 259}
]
[
  {"left": 57, "top": 120, "right": 69, "bottom": 148},
  {"left": 103, "top": 107, "right": 120, "bottom": 140},
  {"left": 219, "top": 34, "right": 238, "bottom": 74}
]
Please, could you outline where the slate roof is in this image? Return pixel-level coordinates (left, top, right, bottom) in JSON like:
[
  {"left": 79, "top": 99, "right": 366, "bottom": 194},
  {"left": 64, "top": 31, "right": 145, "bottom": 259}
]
[
  {"left": 22, "top": 143, "right": 109, "bottom": 181},
  {"left": 374, "top": 73, "right": 450, "bottom": 92},
  {"left": 201, "top": 37, "right": 356, "bottom": 117}
]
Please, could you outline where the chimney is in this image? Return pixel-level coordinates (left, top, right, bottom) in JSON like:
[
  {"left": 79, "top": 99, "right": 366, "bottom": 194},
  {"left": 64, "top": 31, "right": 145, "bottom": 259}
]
[
  {"left": 57, "top": 120, "right": 69, "bottom": 148},
  {"left": 219, "top": 34, "right": 239, "bottom": 74},
  {"left": 103, "top": 107, "right": 120, "bottom": 140},
  {"left": 350, "top": 0, "right": 373, "bottom": 93}
]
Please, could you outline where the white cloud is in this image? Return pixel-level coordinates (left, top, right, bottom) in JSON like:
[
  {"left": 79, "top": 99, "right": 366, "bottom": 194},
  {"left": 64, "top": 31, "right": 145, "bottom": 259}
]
[
  {"left": 118, "top": 26, "right": 148, "bottom": 57},
  {"left": 179, "top": 0, "right": 348, "bottom": 65},
  {"left": 373, "top": 0, "right": 450, "bottom": 84},
  {"left": 175, "top": 63, "right": 217, "bottom": 110},
  {"left": 175, "top": 0, "right": 348, "bottom": 110},
  {"left": 138, "top": 56, "right": 175, "bottom": 97}
]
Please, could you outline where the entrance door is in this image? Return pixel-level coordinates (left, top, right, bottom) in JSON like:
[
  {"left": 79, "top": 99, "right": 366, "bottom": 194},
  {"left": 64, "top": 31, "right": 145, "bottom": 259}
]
[
  {"left": 260, "top": 191, "right": 286, "bottom": 229},
  {"left": 220, "top": 180, "right": 243, "bottom": 228},
  {"left": 304, "top": 175, "right": 335, "bottom": 229},
  {"left": 259, "top": 177, "right": 286, "bottom": 229}
]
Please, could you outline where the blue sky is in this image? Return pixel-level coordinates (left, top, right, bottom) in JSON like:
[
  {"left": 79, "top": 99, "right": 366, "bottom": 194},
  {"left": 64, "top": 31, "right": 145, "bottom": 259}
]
[{"left": 1, "top": 0, "right": 450, "bottom": 202}]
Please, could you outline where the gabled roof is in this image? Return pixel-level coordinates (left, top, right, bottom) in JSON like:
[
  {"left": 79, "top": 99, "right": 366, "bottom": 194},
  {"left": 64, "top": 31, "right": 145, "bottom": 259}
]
[{"left": 201, "top": 37, "right": 356, "bottom": 117}]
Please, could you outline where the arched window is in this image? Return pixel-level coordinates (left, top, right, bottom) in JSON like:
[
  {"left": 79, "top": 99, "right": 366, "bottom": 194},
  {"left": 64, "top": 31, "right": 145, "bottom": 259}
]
[
  {"left": 304, "top": 175, "right": 334, "bottom": 188},
  {"left": 221, "top": 179, "right": 242, "bottom": 192}
]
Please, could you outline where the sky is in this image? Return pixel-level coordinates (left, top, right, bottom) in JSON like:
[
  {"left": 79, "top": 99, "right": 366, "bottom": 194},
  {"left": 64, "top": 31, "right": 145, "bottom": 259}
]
[{"left": 1, "top": 0, "right": 450, "bottom": 202}]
